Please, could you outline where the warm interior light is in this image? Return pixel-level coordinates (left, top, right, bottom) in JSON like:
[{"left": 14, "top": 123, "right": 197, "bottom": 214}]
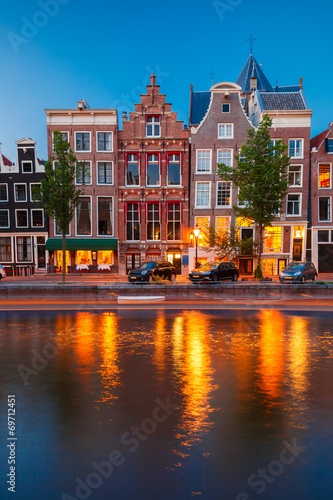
[{"left": 193, "top": 227, "right": 200, "bottom": 238}]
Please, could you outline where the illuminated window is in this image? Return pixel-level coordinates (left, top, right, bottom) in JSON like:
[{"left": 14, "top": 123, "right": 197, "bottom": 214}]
[
  {"left": 147, "top": 203, "right": 160, "bottom": 241},
  {"left": 76, "top": 250, "right": 91, "bottom": 265},
  {"left": 264, "top": 227, "right": 282, "bottom": 253},
  {"left": 216, "top": 181, "right": 231, "bottom": 207},
  {"left": 319, "top": 163, "right": 331, "bottom": 188},
  {"left": 97, "top": 251, "right": 114, "bottom": 265},
  {"left": 216, "top": 217, "right": 229, "bottom": 244},
  {"left": 236, "top": 217, "right": 254, "bottom": 227}
]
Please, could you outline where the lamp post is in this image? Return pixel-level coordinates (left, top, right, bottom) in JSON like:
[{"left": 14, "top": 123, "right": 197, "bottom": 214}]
[{"left": 190, "top": 226, "right": 200, "bottom": 268}]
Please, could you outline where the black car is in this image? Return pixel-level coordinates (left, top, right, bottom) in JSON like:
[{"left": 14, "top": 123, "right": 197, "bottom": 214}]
[
  {"left": 189, "top": 262, "right": 239, "bottom": 283},
  {"left": 128, "top": 261, "right": 177, "bottom": 283},
  {"left": 279, "top": 261, "right": 317, "bottom": 283}
]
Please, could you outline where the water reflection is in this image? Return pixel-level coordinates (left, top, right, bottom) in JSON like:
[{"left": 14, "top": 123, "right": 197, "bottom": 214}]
[{"left": 97, "top": 312, "right": 121, "bottom": 405}]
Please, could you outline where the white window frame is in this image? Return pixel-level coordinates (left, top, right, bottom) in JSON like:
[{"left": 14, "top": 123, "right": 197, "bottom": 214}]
[
  {"left": 74, "top": 131, "right": 91, "bottom": 153},
  {"left": 146, "top": 116, "right": 161, "bottom": 138},
  {"left": 218, "top": 123, "right": 234, "bottom": 139},
  {"left": 54, "top": 220, "right": 70, "bottom": 236},
  {"left": 217, "top": 149, "right": 233, "bottom": 168},
  {"left": 15, "top": 235, "right": 33, "bottom": 263},
  {"left": 0, "top": 209, "right": 10, "bottom": 228},
  {"left": 96, "top": 131, "right": 113, "bottom": 152},
  {"left": 31, "top": 209, "right": 44, "bottom": 228},
  {"left": 196, "top": 149, "right": 212, "bottom": 174},
  {"left": 221, "top": 103, "right": 230, "bottom": 113},
  {"left": 15, "top": 209, "right": 29, "bottom": 228},
  {"left": 288, "top": 139, "right": 304, "bottom": 159},
  {"left": 0, "top": 183, "right": 8, "bottom": 202},
  {"left": 75, "top": 161, "right": 92, "bottom": 185},
  {"left": 286, "top": 193, "right": 302, "bottom": 217},
  {"left": 22, "top": 160, "right": 33, "bottom": 174},
  {"left": 30, "top": 183, "right": 41, "bottom": 202},
  {"left": 97, "top": 161, "right": 113, "bottom": 185},
  {"left": 75, "top": 196, "right": 92, "bottom": 236},
  {"left": 195, "top": 181, "right": 211, "bottom": 208},
  {"left": 97, "top": 196, "right": 114, "bottom": 237},
  {"left": 14, "top": 183, "right": 27, "bottom": 202},
  {"left": 288, "top": 164, "right": 303, "bottom": 187},
  {"left": 318, "top": 196, "right": 332, "bottom": 222},
  {"left": 318, "top": 163, "right": 332, "bottom": 190},
  {"left": 216, "top": 181, "right": 232, "bottom": 208}
]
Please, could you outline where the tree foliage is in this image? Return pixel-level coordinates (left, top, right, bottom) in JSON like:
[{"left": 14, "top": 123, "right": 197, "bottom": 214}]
[
  {"left": 201, "top": 222, "right": 254, "bottom": 261},
  {"left": 32, "top": 130, "right": 86, "bottom": 282},
  {"left": 217, "top": 114, "right": 290, "bottom": 266}
]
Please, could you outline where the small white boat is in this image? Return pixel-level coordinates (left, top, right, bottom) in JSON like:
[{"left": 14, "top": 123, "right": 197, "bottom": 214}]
[{"left": 117, "top": 295, "right": 165, "bottom": 302}]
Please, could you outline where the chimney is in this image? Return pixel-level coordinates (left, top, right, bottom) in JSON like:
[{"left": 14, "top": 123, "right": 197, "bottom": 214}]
[
  {"left": 150, "top": 72, "right": 156, "bottom": 86},
  {"left": 299, "top": 76, "right": 303, "bottom": 90},
  {"left": 123, "top": 111, "right": 128, "bottom": 123}
]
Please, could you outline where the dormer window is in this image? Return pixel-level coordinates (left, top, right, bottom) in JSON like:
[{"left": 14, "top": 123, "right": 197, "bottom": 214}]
[
  {"left": 222, "top": 104, "right": 230, "bottom": 113},
  {"left": 146, "top": 116, "right": 160, "bottom": 137},
  {"left": 22, "top": 161, "right": 32, "bottom": 173}
]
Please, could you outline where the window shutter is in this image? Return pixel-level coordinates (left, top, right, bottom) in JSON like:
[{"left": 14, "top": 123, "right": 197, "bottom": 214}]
[{"left": 325, "top": 138, "right": 329, "bottom": 152}]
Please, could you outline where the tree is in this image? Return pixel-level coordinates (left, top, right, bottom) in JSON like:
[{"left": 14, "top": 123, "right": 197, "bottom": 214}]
[
  {"left": 217, "top": 114, "right": 290, "bottom": 276},
  {"left": 33, "top": 130, "right": 86, "bottom": 283},
  {"left": 201, "top": 221, "right": 254, "bottom": 261}
]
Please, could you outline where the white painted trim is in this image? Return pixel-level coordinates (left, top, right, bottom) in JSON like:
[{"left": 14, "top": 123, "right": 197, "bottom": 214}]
[
  {"left": 15, "top": 209, "right": 29, "bottom": 228},
  {"left": 196, "top": 149, "right": 212, "bottom": 174},
  {"left": 217, "top": 123, "right": 234, "bottom": 139},
  {"left": 74, "top": 131, "right": 91, "bottom": 153},
  {"left": 31, "top": 208, "right": 44, "bottom": 228},
  {"left": 14, "top": 183, "right": 27, "bottom": 202},
  {"left": 29, "top": 182, "right": 41, "bottom": 202},
  {"left": 96, "top": 195, "right": 114, "bottom": 237},
  {"left": 288, "top": 138, "right": 304, "bottom": 159},
  {"left": 0, "top": 183, "right": 9, "bottom": 202},
  {"left": 216, "top": 180, "right": 232, "bottom": 208},
  {"left": 21, "top": 160, "right": 33, "bottom": 174},
  {"left": 318, "top": 195, "right": 332, "bottom": 222},
  {"left": 318, "top": 162, "right": 332, "bottom": 190},
  {"left": 0, "top": 208, "right": 10, "bottom": 228},
  {"left": 286, "top": 192, "right": 302, "bottom": 217},
  {"left": 0, "top": 235, "right": 14, "bottom": 263},
  {"left": 195, "top": 181, "right": 211, "bottom": 209},
  {"left": 75, "top": 161, "right": 92, "bottom": 185},
  {"left": 96, "top": 160, "right": 113, "bottom": 185},
  {"left": 15, "top": 235, "right": 33, "bottom": 263},
  {"left": 75, "top": 195, "right": 93, "bottom": 236},
  {"left": 96, "top": 131, "right": 113, "bottom": 153},
  {"left": 288, "top": 164, "right": 303, "bottom": 188}
]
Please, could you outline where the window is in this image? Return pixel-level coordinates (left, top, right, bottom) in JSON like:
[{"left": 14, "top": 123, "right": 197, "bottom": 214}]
[
  {"left": 218, "top": 123, "right": 234, "bottom": 139},
  {"left": 55, "top": 221, "right": 70, "bottom": 236},
  {"left": 75, "top": 132, "right": 91, "bottom": 152},
  {"left": 146, "top": 116, "right": 160, "bottom": 137},
  {"left": 325, "top": 139, "right": 333, "bottom": 153},
  {"left": 216, "top": 217, "right": 229, "bottom": 244},
  {"left": 22, "top": 161, "right": 32, "bottom": 173},
  {"left": 0, "top": 237, "right": 11, "bottom": 261},
  {"left": 98, "top": 197, "right": 113, "bottom": 235},
  {"left": 167, "top": 203, "right": 181, "bottom": 241},
  {"left": 319, "top": 163, "right": 331, "bottom": 188},
  {"left": 146, "top": 154, "right": 160, "bottom": 186},
  {"left": 287, "top": 194, "right": 301, "bottom": 216},
  {"left": 53, "top": 131, "right": 69, "bottom": 150},
  {"left": 76, "top": 198, "right": 91, "bottom": 235},
  {"left": 14, "top": 184, "right": 27, "bottom": 202},
  {"left": 216, "top": 181, "right": 231, "bottom": 207},
  {"left": 288, "top": 165, "right": 302, "bottom": 186},
  {"left": 97, "top": 162, "right": 113, "bottom": 184},
  {"left": 288, "top": 139, "right": 303, "bottom": 158},
  {"left": 76, "top": 161, "right": 91, "bottom": 185},
  {"left": 196, "top": 150, "right": 212, "bottom": 173},
  {"left": 264, "top": 227, "right": 282, "bottom": 253},
  {"left": 0, "top": 210, "right": 9, "bottom": 228},
  {"left": 126, "top": 154, "right": 140, "bottom": 186},
  {"left": 16, "top": 210, "right": 28, "bottom": 227},
  {"left": 319, "top": 197, "right": 331, "bottom": 222},
  {"left": 31, "top": 209, "right": 44, "bottom": 227},
  {"left": 195, "top": 217, "right": 209, "bottom": 230},
  {"left": 30, "top": 183, "right": 41, "bottom": 202},
  {"left": 318, "top": 230, "right": 329, "bottom": 242},
  {"left": 126, "top": 203, "right": 140, "bottom": 241},
  {"left": 217, "top": 149, "right": 233, "bottom": 167},
  {"left": 195, "top": 182, "right": 210, "bottom": 208},
  {"left": 167, "top": 154, "right": 181, "bottom": 186},
  {"left": 16, "top": 236, "right": 32, "bottom": 262},
  {"left": 222, "top": 104, "right": 230, "bottom": 113},
  {"left": 147, "top": 203, "right": 160, "bottom": 241},
  {"left": 268, "top": 139, "right": 282, "bottom": 156},
  {"left": 97, "top": 132, "right": 113, "bottom": 152},
  {"left": 0, "top": 184, "right": 8, "bottom": 202}
]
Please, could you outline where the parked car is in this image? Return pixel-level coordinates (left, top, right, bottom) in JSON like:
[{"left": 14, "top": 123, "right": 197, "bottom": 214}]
[
  {"left": 128, "top": 261, "right": 177, "bottom": 283},
  {"left": 279, "top": 261, "right": 317, "bottom": 283},
  {"left": 189, "top": 262, "right": 239, "bottom": 283},
  {"left": 0, "top": 265, "right": 6, "bottom": 280}
]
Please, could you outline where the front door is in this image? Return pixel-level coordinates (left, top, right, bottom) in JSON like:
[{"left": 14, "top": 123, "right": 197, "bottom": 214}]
[
  {"left": 37, "top": 237, "right": 46, "bottom": 268},
  {"left": 278, "top": 259, "right": 287, "bottom": 274},
  {"left": 293, "top": 239, "right": 303, "bottom": 261},
  {"left": 167, "top": 252, "right": 182, "bottom": 274},
  {"left": 126, "top": 254, "right": 140, "bottom": 274}
]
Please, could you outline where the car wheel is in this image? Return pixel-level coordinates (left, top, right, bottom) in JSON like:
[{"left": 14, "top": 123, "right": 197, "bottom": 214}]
[
  {"left": 170, "top": 273, "right": 176, "bottom": 282},
  {"left": 313, "top": 274, "right": 317, "bottom": 281},
  {"left": 232, "top": 274, "right": 238, "bottom": 281},
  {"left": 148, "top": 274, "right": 154, "bottom": 283},
  {"left": 212, "top": 274, "right": 218, "bottom": 282}
]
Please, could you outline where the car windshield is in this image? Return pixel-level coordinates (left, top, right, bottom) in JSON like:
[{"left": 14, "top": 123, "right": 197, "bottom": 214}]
[
  {"left": 139, "top": 262, "right": 156, "bottom": 270},
  {"left": 285, "top": 263, "right": 305, "bottom": 271},
  {"left": 198, "top": 263, "right": 217, "bottom": 271}
]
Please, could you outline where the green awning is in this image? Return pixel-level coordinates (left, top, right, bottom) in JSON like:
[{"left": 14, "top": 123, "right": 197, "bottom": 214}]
[{"left": 45, "top": 238, "right": 118, "bottom": 251}]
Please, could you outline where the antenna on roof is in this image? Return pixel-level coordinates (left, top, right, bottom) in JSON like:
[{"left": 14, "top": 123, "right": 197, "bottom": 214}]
[
  {"left": 210, "top": 69, "right": 216, "bottom": 86},
  {"left": 246, "top": 34, "right": 257, "bottom": 54}
]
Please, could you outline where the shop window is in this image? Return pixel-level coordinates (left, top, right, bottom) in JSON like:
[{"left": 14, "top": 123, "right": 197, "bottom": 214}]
[
  {"left": 0, "top": 237, "right": 11, "bottom": 261},
  {"left": 77, "top": 250, "right": 92, "bottom": 265},
  {"left": 264, "top": 227, "right": 282, "bottom": 253},
  {"left": 16, "top": 236, "right": 32, "bottom": 262},
  {"left": 97, "top": 251, "right": 113, "bottom": 265}
]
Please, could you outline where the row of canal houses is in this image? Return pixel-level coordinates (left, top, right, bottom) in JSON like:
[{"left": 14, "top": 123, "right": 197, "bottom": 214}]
[{"left": 1, "top": 54, "right": 333, "bottom": 276}]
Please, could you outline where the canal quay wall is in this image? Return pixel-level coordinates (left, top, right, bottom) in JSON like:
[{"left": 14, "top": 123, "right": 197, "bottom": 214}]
[{"left": 1, "top": 282, "right": 333, "bottom": 300}]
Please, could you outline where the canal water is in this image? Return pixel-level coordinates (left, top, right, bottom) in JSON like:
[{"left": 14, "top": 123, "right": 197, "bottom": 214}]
[{"left": 1, "top": 309, "right": 333, "bottom": 500}]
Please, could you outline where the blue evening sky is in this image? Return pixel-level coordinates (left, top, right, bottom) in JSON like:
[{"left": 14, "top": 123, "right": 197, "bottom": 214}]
[{"left": 0, "top": 0, "right": 332, "bottom": 161}]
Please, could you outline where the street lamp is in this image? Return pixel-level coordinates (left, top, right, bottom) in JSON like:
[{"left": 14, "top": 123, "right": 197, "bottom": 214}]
[{"left": 191, "top": 226, "right": 200, "bottom": 268}]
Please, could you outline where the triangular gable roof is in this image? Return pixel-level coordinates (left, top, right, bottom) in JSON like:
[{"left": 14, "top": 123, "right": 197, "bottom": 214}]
[
  {"left": 1, "top": 154, "right": 12, "bottom": 166},
  {"left": 15, "top": 137, "right": 36, "bottom": 146},
  {"left": 311, "top": 128, "right": 330, "bottom": 150},
  {"left": 236, "top": 54, "right": 273, "bottom": 92}
]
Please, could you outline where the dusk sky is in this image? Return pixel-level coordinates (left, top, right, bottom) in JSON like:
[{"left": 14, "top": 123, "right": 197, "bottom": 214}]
[{"left": 1, "top": 0, "right": 332, "bottom": 161}]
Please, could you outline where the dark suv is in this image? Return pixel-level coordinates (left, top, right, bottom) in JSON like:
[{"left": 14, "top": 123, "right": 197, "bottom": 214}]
[
  {"left": 189, "top": 262, "right": 239, "bottom": 283},
  {"left": 128, "top": 261, "right": 177, "bottom": 283}
]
